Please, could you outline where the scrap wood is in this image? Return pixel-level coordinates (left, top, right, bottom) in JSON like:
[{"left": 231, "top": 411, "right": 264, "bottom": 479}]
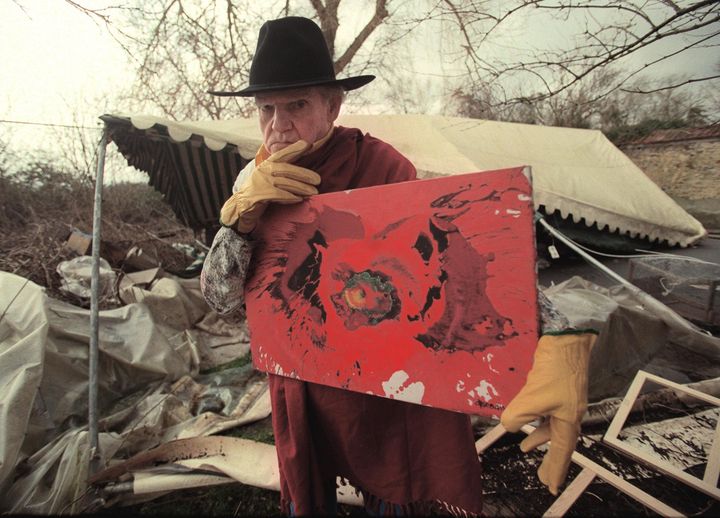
[
  {"left": 542, "top": 468, "right": 596, "bottom": 518},
  {"left": 91, "top": 436, "right": 364, "bottom": 507},
  {"left": 475, "top": 423, "right": 681, "bottom": 516},
  {"left": 519, "top": 424, "right": 685, "bottom": 517},
  {"left": 603, "top": 370, "right": 720, "bottom": 500},
  {"left": 88, "top": 436, "right": 241, "bottom": 485},
  {"left": 584, "top": 376, "right": 720, "bottom": 427},
  {"left": 475, "top": 422, "right": 506, "bottom": 454}
]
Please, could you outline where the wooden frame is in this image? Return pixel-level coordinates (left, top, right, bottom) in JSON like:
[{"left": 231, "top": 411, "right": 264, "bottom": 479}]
[
  {"left": 603, "top": 370, "right": 720, "bottom": 500},
  {"left": 474, "top": 423, "right": 684, "bottom": 517},
  {"left": 542, "top": 468, "right": 595, "bottom": 518}
]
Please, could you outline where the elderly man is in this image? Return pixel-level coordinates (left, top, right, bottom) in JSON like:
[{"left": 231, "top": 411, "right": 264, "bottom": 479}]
[{"left": 202, "top": 16, "right": 595, "bottom": 517}]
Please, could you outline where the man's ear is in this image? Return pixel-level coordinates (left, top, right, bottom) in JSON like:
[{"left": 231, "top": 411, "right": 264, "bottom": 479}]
[{"left": 327, "top": 93, "right": 342, "bottom": 123}]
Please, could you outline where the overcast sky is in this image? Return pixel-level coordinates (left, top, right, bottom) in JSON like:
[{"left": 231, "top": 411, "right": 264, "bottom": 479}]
[
  {"left": 1, "top": 0, "right": 717, "bottom": 179},
  {"left": 1, "top": 2, "right": 126, "bottom": 127}
]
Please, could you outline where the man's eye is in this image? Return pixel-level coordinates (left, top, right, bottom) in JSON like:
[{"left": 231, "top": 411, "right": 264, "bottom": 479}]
[
  {"left": 259, "top": 105, "right": 273, "bottom": 113},
  {"left": 291, "top": 100, "right": 308, "bottom": 110}
]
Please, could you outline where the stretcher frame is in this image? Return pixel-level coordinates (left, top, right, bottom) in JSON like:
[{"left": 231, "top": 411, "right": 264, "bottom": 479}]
[
  {"left": 475, "top": 422, "right": 684, "bottom": 517},
  {"left": 603, "top": 370, "right": 720, "bottom": 501}
]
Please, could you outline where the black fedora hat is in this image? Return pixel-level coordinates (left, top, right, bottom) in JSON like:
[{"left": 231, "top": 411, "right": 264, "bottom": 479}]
[{"left": 209, "top": 16, "right": 375, "bottom": 97}]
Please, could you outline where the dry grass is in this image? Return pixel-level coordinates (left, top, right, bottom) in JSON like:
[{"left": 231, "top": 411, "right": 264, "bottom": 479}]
[{"left": 0, "top": 166, "right": 197, "bottom": 306}]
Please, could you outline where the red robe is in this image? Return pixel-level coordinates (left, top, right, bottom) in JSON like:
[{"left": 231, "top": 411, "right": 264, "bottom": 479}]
[{"left": 264, "top": 127, "right": 484, "bottom": 516}]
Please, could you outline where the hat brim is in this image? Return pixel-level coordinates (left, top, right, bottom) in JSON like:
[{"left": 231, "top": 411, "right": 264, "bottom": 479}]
[{"left": 208, "top": 75, "right": 375, "bottom": 97}]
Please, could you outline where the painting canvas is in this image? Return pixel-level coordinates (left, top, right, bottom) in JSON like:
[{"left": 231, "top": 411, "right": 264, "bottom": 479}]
[{"left": 245, "top": 166, "right": 538, "bottom": 416}]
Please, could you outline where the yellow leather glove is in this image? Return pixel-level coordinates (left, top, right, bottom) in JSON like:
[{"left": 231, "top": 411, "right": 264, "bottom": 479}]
[
  {"left": 220, "top": 139, "right": 321, "bottom": 233},
  {"left": 500, "top": 332, "right": 596, "bottom": 495}
]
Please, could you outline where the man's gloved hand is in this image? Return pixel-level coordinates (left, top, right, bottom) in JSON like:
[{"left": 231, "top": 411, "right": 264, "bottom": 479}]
[
  {"left": 500, "top": 332, "right": 596, "bottom": 495},
  {"left": 220, "top": 139, "right": 321, "bottom": 233}
]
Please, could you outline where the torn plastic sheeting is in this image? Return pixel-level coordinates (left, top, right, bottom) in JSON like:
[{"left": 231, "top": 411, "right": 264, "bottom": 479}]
[
  {"left": 120, "top": 275, "right": 209, "bottom": 330},
  {"left": 167, "top": 369, "right": 271, "bottom": 440},
  {"left": 3, "top": 427, "right": 126, "bottom": 514},
  {"left": 3, "top": 364, "right": 271, "bottom": 514},
  {"left": 56, "top": 255, "right": 116, "bottom": 300},
  {"left": 545, "top": 276, "right": 720, "bottom": 355},
  {"left": 0, "top": 270, "right": 260, "bottom": 514},
  {"left": 542, "top": 276, "right": 720, "bottom": 401},
  {"left": 88, "top": 436, "right": 271, "bottom": 485},
  {"left": 0, "top": 274, "right": 49, "bottom": 497}
]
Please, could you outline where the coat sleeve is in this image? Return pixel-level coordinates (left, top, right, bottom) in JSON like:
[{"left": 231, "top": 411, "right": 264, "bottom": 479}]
[
  {"left": 200, "top": 226, "right": 254, "bottom": 316},
  {"left": 200, "top": 161, "right": 257, "bottom": 315}
]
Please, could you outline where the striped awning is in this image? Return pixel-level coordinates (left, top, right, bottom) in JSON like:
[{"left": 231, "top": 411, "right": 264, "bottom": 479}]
[
  {"left": 101, "top": 113, "right": 707, "bottom": 247},
  {"left": 102, "top": 114, "right": 250, "bottom": 231}
]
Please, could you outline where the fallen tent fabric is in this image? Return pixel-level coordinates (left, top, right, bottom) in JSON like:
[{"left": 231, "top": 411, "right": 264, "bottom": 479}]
[
  {"left": 102, "top": 112, "right": 706, "bottom": 246},
  {"left": 543, "top": 275, "right": 720, "bottom": 401},
  {"left": 0, "top": 271, "right": 265, "bottom": 514},
  {"left": 4, "top": 261, "right": 720, "bottom": 513}
]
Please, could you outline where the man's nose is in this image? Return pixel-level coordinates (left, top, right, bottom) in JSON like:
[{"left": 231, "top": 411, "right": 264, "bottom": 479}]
[{"left": 272, "top": 109, "right": 292, "bottom": 132}]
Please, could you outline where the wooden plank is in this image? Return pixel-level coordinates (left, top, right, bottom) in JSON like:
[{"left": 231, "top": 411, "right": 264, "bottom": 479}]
[
  {"left": 603, "top": 370, "right": 720, "bottom": 500},
  {"left": 604, "top": 369, "right": 646, "bottom": 439},
  {"left": 245, "top": 167, "right": 539, "bottom": 416},
  {"left": 542, "top": 468, "right": 596, "bottom": 518},
  {"left": 704, "top": 419, "right": 720, "bottom": 487},
  {"left": 520, "top": 424, "right": 685, "bottom": 517},
  {"left": 475, "top": 423, "right": 506, "bottom": 454}
]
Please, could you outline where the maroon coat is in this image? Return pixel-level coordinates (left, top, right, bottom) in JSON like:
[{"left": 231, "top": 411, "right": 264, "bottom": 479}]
[{"left": 266, "top": 127, "right": 484, "bottom": 516}]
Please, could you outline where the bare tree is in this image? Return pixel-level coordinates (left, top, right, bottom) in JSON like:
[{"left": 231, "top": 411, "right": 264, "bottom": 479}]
[
  {"left": 62, "top": 0, "right": 394, "bottom": 120},
  {"left": 439, "top": 1, "right": 718, "bottom": 103},
  {"left": 63, "top": 0, "right": 719, "bottom": 121}
]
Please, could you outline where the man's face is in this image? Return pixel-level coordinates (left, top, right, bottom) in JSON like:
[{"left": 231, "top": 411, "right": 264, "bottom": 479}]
[{"left": 256, "top": 87, "right": 340, "bottom": 154}]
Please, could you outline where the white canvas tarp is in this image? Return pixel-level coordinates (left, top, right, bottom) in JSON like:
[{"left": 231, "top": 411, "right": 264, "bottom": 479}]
[
  {"left": 0, "top": 271, "right": 267, "bottom": 514},
  {"left": 109, "top": 112, "right": 706, "bottom": 247}
]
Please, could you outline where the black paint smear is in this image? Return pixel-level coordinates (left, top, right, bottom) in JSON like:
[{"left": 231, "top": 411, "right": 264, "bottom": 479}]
[
  {"left": 413, "top": 233, "right": 433, "bottom": 264},
  {"left": 430, "top": 185, "right": 474, "bottom": 209},
  {"left": 287, "top": 230, "right": 328, "bottom": 323},
  {"left": 429, "top": 219, "right": 448, "bottom": 253},
  {"left": 413, "top": 218, "right": 519, "bottom": 353},
  {"left": 419, "top": 271, "right": 447, "bottom": 319}
]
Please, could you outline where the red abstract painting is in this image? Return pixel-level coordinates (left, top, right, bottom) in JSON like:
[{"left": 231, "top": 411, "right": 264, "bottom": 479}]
[{"left": 245, "top": 166, "right": 538, "bottom": 416}]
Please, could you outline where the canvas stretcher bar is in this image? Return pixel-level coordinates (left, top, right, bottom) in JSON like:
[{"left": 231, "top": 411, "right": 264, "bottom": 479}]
[
  {"left": 542, "top": 468, "right": 595, "bottom": 518},
  {"left": 473, "top": 422, "right": 683, "bottom": 516},
  {"left": 519, "top": 424, "right": 685, "bottom": 517},
  {"left": 603, "top": 370, "right": 720, "bottom": 500}
]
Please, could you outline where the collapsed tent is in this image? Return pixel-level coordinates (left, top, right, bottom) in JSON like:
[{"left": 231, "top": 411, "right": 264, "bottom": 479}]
[
  {"left": 0, "top": 270, "right": 265, "bottom": 514},
  {"left": 3, "top": 267, "right": 720, "bottom": 514},
  {"left": 102, "top": 113, "right": 706, "bottom": 246}
]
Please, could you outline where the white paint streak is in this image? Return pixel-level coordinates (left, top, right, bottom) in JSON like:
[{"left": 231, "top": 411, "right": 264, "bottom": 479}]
[
  {"left": 483, "top": 353, "right": 500, "bottom": 374},
  {"left": 456, "top": 380, "right": 465, "bottom": 392},
  {"left": 506, "top": 208, "right": 521, "bottom": 218},
  {"left": 382, "top": 370, "right": 425, "bottom": 404},
  {"left": 472, "top": 380, "right": 498, "bottom": 402},
  {"left": 517, "top": 194, "right": 531, "bottom": 201}
]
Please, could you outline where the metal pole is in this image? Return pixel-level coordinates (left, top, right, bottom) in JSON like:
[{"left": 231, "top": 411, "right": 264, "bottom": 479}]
[{"left": 89, "top": 126, "right": 108, "bottom": 474}]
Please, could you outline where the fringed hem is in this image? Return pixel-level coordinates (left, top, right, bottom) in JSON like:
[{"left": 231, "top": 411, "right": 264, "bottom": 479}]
[
  {"left": 280, "top": 490, "right": 482, "bottom": 516},
  {"left": 360, "top": 489, "right": 482, "bottom": 517}
]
